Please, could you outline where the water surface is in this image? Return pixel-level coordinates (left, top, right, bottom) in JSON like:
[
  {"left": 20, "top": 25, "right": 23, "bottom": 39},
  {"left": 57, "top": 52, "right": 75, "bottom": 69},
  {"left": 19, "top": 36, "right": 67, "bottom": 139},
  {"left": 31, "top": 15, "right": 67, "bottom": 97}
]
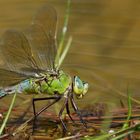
[{"left": 0, "top": 0, "right": 140, "bottom": 111}]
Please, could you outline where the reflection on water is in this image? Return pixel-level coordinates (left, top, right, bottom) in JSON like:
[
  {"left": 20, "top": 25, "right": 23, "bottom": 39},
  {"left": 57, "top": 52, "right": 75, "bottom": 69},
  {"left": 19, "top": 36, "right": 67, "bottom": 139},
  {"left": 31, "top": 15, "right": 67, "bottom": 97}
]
[{"left": 0, "top": 0, "right": 140, "bottom": 110}]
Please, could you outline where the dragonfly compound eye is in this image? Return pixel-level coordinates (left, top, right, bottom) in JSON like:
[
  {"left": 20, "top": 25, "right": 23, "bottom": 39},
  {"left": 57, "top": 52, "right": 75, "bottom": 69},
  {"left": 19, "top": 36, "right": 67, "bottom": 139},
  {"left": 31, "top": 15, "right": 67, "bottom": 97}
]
[
  {"left": 83, "top": 82, "right": 89, "bottom": 95},
  {"left": 73, "top": 76, "right": 84, "bottom": 96}
]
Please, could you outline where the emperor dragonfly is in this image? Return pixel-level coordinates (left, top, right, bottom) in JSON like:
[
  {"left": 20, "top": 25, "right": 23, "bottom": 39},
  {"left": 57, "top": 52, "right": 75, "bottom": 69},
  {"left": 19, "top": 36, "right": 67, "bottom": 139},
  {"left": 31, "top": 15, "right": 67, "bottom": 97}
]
[{"left": 0, "top": 5, "right": 88, "bottom": 132}]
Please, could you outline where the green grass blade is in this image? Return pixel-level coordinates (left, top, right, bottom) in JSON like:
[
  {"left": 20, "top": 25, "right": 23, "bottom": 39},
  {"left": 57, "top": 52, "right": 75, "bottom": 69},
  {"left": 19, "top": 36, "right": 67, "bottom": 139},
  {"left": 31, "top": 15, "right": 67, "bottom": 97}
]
[
  {"left": 111, "top": 130, "right": 134, "bottom": 140},
  {"left": 55, "top": 0, "right": 71, "bottom": 68},
  {"left": 0, "top": 93, "right": 17, "bottom": 135},
  {"left": 122, "top": 88, "right": 132, "bottom": 129},
  {"left": 57, "top": 36, "right": 72, "bottom": 69}
]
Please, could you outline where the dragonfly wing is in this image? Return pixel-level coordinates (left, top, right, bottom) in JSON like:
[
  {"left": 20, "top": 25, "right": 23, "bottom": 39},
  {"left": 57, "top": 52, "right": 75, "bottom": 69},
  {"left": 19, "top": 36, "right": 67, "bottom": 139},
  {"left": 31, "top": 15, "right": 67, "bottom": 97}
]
[
  {"left": 25, "top": 5, "right": 57, "bottom": 71},
  {"left": 0, "top": 29, "right": 42, "bottom": 77},
  {"left": 0, "top": 69, "right": 28, "bottom": 87},
  {"left": 34, "top": 5, "right": 57, "bottom": 38},
  {"left": 0, "top": 6, "right": 58, "bottom": 87}
]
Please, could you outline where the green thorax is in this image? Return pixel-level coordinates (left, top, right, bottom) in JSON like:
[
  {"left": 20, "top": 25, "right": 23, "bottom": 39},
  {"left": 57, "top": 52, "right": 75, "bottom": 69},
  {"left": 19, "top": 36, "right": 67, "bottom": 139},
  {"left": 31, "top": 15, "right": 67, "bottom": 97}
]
[{"left": 38, "top": 70, "right": 72, "bottom": 95}]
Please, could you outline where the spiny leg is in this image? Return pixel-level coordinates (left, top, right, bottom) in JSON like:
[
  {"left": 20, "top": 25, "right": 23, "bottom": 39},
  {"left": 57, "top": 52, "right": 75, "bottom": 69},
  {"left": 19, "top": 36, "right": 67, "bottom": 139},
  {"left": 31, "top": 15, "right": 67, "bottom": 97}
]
[
  {"left": 33, "top": 96, "right": 61, "bottom": 117},
  {"left": 32, "top": 96, "right": 61, "bottom": 131},
  {"left": 59, "top": 97, "right": 68, "bottom": 133},
  {"left": 66, "top": 99, "right": 75, "bottom": 123},
  {"left": 70, "top": 94, "right": 87, "bottom": 128}
]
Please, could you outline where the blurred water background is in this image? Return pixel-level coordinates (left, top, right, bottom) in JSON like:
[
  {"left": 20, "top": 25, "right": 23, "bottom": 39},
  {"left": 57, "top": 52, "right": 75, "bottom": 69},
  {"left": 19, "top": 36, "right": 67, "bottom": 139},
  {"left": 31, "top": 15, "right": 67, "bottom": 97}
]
[{"left": 0, "top": 0, "right": 140, "bottom": 113}]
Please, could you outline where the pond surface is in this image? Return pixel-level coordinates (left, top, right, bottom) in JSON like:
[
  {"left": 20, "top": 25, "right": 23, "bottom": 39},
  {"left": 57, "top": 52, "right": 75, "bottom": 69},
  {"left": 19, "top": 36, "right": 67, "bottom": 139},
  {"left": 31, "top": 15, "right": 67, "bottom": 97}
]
[{"left": 0, "top": 0, "right": 140, "bottom": 114}]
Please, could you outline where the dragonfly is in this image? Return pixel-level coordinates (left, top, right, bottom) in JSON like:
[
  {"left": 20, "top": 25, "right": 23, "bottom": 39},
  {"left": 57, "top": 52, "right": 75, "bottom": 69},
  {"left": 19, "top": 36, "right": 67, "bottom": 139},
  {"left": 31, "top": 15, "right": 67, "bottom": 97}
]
[{"left": 0, "top": 5, "right": 88, "bottom": 132}]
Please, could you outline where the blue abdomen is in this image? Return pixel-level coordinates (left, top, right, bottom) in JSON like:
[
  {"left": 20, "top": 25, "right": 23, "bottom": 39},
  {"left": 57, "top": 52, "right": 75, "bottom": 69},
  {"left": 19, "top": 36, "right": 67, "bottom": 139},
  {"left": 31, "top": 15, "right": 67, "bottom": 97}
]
[
  {"left": 17, "top": 79, "right": 33, "bottom": 93},
  {"left": 0, "top": 79, "right": 35, "bottom": 98}
]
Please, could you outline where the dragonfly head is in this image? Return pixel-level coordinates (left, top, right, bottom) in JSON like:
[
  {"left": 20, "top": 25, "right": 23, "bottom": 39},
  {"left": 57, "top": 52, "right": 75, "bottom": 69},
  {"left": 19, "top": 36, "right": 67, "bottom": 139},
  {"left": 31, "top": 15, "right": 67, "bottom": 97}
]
[{"left": 73, "top": 76, "right": 89, "bottom": 99}]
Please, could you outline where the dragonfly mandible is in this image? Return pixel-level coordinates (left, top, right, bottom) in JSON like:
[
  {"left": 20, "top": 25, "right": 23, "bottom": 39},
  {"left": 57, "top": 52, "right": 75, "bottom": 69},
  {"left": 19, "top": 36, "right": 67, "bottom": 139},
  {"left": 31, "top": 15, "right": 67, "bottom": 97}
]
[{"left": 0, "top": 5, "right": 88, "bottom": 132}]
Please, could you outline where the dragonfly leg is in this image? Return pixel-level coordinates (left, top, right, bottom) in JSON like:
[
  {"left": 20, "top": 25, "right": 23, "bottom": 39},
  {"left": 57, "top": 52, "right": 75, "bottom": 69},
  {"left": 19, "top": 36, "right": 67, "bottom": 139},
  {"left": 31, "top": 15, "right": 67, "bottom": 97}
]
[
  {"left": 32, "top": 96, "right": 60, "bottom": 116},
  {"left": 66, "top": 99, "right": 75, "bottom": 123},
  {"left": 70, "top": 94, "right": 87, "bottom": 128},
  {"left": 59, "top": 97, "right": 68, "bottom": 133},
  {"left": 32, "top": 96, "right": 61, "bottom": 132}
]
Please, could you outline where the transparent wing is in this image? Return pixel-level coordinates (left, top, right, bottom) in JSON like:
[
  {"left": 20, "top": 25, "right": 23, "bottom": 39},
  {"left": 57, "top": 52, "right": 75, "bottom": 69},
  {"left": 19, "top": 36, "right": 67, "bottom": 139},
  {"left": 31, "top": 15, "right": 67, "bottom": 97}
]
[
  {"left": 0, "top": 30, "right": 42, "bottom": 74},
  {"left": 0, "top": 69, "right": 27, "bottom": 87},
  {"left": 25, "top": 5, "right": 57, "bottom": 71},
  {"left": 0, "top": 5, "right": 58, "bottom": 88}
]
